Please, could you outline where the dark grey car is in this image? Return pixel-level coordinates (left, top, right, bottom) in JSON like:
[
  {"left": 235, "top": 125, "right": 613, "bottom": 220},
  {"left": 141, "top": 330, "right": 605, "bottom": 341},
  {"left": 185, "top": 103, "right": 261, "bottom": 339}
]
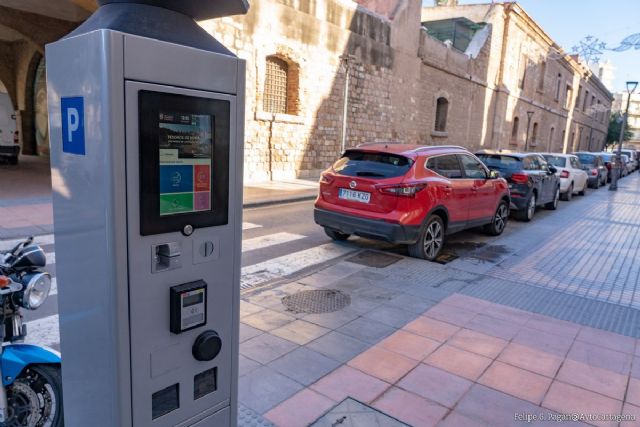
[{"left": 574, "top": 152, "right": 607, "bottom": 188}]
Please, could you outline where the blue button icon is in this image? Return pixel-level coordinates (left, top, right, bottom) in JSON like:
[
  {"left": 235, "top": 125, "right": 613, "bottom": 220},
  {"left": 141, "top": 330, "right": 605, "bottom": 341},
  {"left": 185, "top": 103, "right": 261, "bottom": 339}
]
[{"left": 61, "top": 97, "right": 85, "bottom": 155}]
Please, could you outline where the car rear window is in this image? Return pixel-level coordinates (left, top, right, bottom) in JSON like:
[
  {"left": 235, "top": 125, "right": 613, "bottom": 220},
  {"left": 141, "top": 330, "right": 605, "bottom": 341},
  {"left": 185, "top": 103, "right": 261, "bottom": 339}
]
[
  {"left": 600, "top": 153, "right": 614, "bottom": 161},
  {"left": 543, "top": 155, "right": 566, "bottom": 168},
  {"left": 332, "top": 150, "right": 414, "bottom": 178},
  {"left": 475, "top": 154, "right": 522, "bottom": 170},
  {"left": 576, "top": 154, "right": 595, "bottom": 164}
]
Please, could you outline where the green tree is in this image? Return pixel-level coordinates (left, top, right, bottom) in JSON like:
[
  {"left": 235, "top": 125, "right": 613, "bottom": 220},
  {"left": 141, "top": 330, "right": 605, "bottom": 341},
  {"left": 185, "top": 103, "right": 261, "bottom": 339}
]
[{"left": 606, "top": 114, "right": 633, "bottom": 147}]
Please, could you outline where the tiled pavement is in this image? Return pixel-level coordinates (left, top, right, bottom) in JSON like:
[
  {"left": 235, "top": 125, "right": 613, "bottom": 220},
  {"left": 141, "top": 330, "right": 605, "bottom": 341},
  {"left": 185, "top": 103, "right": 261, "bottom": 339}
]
[{"left": 239, "top": 173, "right": 640, "bottom": 426}]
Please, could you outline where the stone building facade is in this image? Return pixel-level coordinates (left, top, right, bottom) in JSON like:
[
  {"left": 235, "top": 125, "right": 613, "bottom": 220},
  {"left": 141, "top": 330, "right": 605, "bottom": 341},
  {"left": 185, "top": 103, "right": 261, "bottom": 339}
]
[
  {"left": 0, "top": 1, "right": 612, "bottom": 182},
  {"left": 197, "top": 0, "right": 612, "bottom": 182}
]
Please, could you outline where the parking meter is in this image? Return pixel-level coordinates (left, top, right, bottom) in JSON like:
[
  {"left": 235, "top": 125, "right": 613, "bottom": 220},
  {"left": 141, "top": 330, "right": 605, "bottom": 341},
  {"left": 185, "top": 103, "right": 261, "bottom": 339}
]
[{"left": 46, "top": 1, "right": 248, "bottom": 425}]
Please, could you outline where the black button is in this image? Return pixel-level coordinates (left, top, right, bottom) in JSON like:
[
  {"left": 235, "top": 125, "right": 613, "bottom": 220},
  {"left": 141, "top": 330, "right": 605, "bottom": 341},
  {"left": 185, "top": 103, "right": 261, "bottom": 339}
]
[{"left": 192, "top": 330, "right": 222, "bottom": 361}]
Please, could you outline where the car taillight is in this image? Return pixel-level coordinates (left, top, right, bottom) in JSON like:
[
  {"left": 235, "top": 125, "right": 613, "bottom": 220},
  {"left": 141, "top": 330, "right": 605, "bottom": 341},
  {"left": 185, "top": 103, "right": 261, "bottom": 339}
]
[
  {"left": 319, "top": 173, "right": 334, "bottom": 185},
  {"left": 377, "top": 183, "right": 427, "bottom": 197},
  {"left": 560, "top": 170, "right": 570, "bottom": 179},
  {"left": 591, "top": 168, "right": 598, "bottom": 176},
  {"left": 510, "top": 173, "right": 529, "bottom": 184}
]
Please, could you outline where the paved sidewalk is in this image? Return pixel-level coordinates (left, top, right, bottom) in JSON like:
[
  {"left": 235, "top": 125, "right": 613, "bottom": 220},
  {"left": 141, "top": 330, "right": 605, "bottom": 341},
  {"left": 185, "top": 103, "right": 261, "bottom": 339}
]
[
  {"left": 237, "top": 172, "right": 640, "bottom": 427},
  {"left": 0, "top": 155, "right": 318, "bottom": 239}
]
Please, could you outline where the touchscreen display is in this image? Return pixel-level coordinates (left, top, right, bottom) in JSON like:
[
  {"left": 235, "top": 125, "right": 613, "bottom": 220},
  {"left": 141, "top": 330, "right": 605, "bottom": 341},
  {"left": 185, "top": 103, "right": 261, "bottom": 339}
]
[{"left": 158, "top": 112, "right": 213, "bottom": 216}]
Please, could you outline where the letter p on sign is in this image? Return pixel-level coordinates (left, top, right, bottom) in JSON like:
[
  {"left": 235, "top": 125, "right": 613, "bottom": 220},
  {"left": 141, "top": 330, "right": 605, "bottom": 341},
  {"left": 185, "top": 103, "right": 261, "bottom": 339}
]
[{"left": 61, "top": 97, "right": 85, "bottom": 155}]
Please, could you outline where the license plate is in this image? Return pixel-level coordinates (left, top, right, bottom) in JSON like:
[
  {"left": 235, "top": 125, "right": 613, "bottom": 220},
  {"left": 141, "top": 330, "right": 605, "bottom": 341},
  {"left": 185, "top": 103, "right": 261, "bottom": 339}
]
[{"left": 339, "top": 188, "right": 371, "bottom": 203}]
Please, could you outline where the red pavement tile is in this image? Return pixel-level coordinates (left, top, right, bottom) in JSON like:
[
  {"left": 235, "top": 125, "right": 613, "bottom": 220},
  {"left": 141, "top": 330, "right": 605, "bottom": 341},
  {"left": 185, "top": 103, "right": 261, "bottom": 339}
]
[
  {"left": 632, "top": 356, "right": 640, "bottom": 379},
  {"left": 524, "top": 313, "right": 580, "bottom": 339},
  {"left": 621, "top": 402, "right": 640, "bottom": 427},
  {"left": 424, "top": 344, "right": 492, "bottom": 381},
  {"left": 636, "top": 340, "right": 640, "bottom": 357},
  {"left": 480, "top": 304, "right": 532, "bottom": 326},
  {"left": 437, "top": 412, "right": 491, "bottom": 427},
  {"left": 348, "top": 345, "right": 419, "bottom": 384},
  {"left": 310, "top": 365, "right": 389, "bottom": 403},
  {"left": 264, "top": 389, "right": 335, "bottom": 427},
  {"left": 512, "top": 326, "right": 574, "bottom": 357},
  {"left": 397, "top": 364, "right": 472, "bottom": 408},
  {"left": 566, "top": 340, "right": 632, "bottom": 375},
  {"left": 478, "top": 361, "right": 551, "bottom": 405},
  {"left": 373, "top": 387, "right": 448, "bottom": 427},
  {"left": 423, "top": 303, "right": 476, "bottom": 327},
  {"left": 556, "top": 359, "right": 628, "bottom": 401},
  {"left": 626, "top": 377, "right": 640, "bottom": 407},
  {"left": 497, "top": 342, "right": 563, "bottom": 378},
  {"left": 379, "top": 330, "right": 441, "bottom": 361},
  {"left": 440, "top": 294, "right": 493, "bottom": 313},
  {"left": 403, "top": 316, "right": 460, "bottom": 342},
  {"left": 464, "top": 314, "right": 521, "bottom": 340},
  {"left": 542, "top": 381, "right": 622, "bottom": 427},
  {"left": 576, "top": 326, "right": 636, "bottom": 354},
  {"left": 447, "top": 328, "right": 508, "bottom": 359}
]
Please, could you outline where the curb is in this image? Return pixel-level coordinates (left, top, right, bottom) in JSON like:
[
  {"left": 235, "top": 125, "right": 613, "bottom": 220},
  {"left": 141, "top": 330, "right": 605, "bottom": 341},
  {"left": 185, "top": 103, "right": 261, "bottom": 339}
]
[{"left": 242, "top": 194, "right": 317, "bottom": 209}]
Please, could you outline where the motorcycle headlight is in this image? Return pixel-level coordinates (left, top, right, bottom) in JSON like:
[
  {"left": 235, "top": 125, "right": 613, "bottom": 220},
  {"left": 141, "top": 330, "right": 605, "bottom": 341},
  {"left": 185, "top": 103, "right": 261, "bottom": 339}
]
[{"left": 21, "top": 273, "right": 51, "bottom": 310}]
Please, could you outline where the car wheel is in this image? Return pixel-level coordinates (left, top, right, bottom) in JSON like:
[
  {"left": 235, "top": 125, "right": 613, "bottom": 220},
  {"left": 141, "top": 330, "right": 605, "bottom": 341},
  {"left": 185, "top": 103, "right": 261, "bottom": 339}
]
[
  {"left": 408, "top": 215, "right": 444, "bottom": 261},
  {"left": 578, "top": 184, "right": 586, "bottom": 196},
  {"left": 561, "top": 184, "right": 573, "bottom": 201},
  {"left": 324, "top": 227, "right": 350, "bottom": 241},
  {"left": 545, "top": 187, "right": 560, "bottom": 210},
  {"left": 515, "top": 193, "right": 536, "bottom": 221},
  {"left": 484, "top": 201, "right": 509, "bottom": 236}
]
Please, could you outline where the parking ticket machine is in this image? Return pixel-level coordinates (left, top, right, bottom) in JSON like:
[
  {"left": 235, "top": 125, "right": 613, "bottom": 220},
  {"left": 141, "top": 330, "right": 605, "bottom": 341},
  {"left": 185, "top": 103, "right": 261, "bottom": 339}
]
[{"left": 46, "top": 1, "right": 248, "bottom": 425}]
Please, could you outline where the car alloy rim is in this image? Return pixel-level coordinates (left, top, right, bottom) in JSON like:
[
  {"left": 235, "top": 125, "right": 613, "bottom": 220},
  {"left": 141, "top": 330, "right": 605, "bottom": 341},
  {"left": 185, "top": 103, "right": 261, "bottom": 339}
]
[
  {"left": 495, "top": 204, "right": 507, "bottom": 233},
  {"left": 423, "top": 221, "right": 443, "bottom": 259},
  {"left": 528, "top": 195, "right": 536, "bottom": 219}
]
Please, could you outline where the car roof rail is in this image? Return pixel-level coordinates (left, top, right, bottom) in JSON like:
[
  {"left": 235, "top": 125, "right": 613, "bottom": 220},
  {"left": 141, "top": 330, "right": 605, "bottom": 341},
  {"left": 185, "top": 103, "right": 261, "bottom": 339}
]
[
  {"left": 355, "top": 141, "right": 402, "bottom": 148},
  {"left": 412, "top": 145, "right": 466, "bottom": 153}
]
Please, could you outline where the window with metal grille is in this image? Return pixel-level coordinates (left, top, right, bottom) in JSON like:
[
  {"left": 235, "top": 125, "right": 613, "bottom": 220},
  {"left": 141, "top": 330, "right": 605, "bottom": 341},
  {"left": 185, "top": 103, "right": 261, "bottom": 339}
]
[
  {"left": 434, "top": 97, "right": 448, "bottom": 132},
  {"left": 263, "top": 56, "right": 289, "bottom": 114}
]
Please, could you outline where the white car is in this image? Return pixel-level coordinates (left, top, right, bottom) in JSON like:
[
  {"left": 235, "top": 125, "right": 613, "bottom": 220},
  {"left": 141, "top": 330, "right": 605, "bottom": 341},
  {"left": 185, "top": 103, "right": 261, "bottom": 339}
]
[{"left": 541, "top": 153, "right": 588, "bottom": 201}]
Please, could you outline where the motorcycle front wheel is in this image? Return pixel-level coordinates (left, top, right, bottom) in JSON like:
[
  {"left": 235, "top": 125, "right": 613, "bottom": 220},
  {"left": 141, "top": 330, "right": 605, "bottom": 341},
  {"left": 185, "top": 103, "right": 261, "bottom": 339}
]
[{"left": 1, "top": 364, "right": 63, "bottom": 427}]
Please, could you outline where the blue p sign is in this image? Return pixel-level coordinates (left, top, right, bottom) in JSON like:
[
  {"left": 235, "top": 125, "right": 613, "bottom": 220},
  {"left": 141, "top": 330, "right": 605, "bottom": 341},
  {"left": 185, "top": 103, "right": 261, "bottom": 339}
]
[{"left": 61, "top": 97, "right": 85, "bottom": 155}]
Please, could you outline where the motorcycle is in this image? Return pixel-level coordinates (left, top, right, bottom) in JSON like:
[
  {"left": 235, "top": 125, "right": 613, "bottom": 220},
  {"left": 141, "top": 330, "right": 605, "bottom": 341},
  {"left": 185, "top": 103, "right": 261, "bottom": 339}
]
[{"left": 0, "top": 237, "right": 63, "bottom": 426}]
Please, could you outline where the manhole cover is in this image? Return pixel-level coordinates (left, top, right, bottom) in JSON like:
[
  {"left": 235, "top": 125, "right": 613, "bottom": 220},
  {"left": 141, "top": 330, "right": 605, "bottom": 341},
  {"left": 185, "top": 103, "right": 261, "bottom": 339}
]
[
  {"left": 281, "top": 289, "right": 351, "bottom": 314},
  {"left": 347, "top": 250, "right": 402, "bottom": 268}
]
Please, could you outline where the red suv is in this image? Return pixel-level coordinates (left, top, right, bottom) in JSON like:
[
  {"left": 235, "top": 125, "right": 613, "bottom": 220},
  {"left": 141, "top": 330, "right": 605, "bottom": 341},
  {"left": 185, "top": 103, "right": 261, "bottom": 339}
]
[{"left": 314, "top": 144, "right": 510, "bottom": 260}]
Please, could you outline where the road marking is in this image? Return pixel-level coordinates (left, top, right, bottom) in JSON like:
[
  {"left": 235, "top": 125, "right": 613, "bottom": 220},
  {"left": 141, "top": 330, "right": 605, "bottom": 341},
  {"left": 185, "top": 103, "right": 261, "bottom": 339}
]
[
  {"left": 242, "top": 232, "right": 306, "bottom": 252},
  {"left": 243, "top": 222, "right": 262, "bottom": 230},
  {"left": 50, "top": 277, "right": 57, "bottom": 296},
  {"left": 46, "top": 251, "right": 55, "bottom": 265},
  {"left": 0, "top": 234, "right": 55, "bottom": 250},
  {"left": 25, "top": 314, "right": 60, "bottom": 349},
  {"left": 240, "top": 243, "right": 354, "bottom": 290}
]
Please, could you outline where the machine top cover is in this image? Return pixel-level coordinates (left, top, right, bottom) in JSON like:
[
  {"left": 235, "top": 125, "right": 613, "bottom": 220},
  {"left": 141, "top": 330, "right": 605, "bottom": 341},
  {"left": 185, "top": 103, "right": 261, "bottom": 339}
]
[{"left": 96, "top": 0, "right": 250, "bottom": 20}]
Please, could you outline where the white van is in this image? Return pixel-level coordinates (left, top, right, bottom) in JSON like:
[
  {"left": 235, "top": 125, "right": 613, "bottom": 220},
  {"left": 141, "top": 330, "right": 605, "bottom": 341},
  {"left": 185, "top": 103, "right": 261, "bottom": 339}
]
[{"left": 0, "top": 92, "right": 19, "bottom": 164}]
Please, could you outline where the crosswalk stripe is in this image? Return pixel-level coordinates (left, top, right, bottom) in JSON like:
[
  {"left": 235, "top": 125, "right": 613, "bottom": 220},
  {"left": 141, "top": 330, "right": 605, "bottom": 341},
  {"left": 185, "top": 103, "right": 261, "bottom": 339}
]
[
  {"left": 47, "top": 251, "right": 55, "bottom": 265},
  {"left": 0, "top": 234, "right": 55, "bottom": 250},
  {"left": 25, "top": 314, "right": 60, "bottom": 349},
  {"left": 242, "top": 232, "right": 306, "bottom": 252},
  {"left": 50, "top": 278, "right": 57, "bottom": 296},
  {"left": 240, "top": 243, "right": 354, "bottom": 290},
  {"left": 242, "top": 222, "right": 262, "bottom": 230}
]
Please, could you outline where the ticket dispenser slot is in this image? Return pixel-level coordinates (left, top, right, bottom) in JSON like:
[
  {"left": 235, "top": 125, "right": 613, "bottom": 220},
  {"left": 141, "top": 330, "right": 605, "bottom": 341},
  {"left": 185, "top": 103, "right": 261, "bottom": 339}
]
[{"left": 152, "top": 242, "right": 182, "bottom": 273}]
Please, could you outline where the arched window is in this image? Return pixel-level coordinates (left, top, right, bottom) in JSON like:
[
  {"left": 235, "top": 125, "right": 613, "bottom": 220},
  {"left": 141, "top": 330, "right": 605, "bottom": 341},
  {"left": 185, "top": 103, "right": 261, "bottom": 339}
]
[
  {"left": 531, "top": 122, "right": 538, "bottom": 146},
  {"left": 548, "top": 127, "right": 555, "bottom": 151},
  {"left": 264, "top": 56, "right": 289, "bottom": 114},
  {"left": 555, "top": 73, "right": 562, "bottom": 101},
  {"left": 511, "top": 116, "right": 519, "bottom": 145},
  {"left": 434, "top": 97, "right": 449, "bottom": 132}
]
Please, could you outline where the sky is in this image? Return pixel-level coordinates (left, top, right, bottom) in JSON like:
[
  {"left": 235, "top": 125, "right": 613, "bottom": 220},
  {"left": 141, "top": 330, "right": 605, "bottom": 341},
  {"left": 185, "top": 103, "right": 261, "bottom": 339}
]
[{"left": 449, "top": 0, "right": 640, "bottom": 93}]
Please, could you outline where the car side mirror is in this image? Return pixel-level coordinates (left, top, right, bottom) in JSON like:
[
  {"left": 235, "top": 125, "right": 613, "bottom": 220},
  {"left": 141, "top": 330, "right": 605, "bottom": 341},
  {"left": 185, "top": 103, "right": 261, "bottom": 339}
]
[
  {"left": 548, "top": 165, "right": 557, "bottom": 174},
  {"left": 488, "top": 170, "right": 500, "bottom": 179}
]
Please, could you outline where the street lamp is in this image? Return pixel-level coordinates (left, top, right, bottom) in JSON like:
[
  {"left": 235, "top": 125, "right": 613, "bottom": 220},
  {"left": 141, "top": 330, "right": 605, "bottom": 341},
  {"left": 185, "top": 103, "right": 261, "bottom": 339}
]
[
  {"left": 610, "top": 80, "right": 638, "bottom": 191},
  {"left": 524, "top": 111, "right": 534, "bottom": 152}
]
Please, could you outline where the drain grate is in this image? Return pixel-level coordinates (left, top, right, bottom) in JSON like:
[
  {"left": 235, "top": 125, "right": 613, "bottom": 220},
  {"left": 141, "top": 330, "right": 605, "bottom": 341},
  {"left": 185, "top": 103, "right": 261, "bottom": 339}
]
[
  {"left": 281, "top": 289, "right": 351, "bottom": 314},
  {"left": 346, "top": 250, "right": 402, "bottom": 268}
]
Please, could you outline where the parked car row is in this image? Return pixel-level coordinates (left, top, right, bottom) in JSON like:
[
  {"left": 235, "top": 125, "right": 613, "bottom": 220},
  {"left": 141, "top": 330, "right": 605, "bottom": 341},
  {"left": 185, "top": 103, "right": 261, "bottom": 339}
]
[{"left": 314, "top": 143, "right": 629, "bottom": 262}]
